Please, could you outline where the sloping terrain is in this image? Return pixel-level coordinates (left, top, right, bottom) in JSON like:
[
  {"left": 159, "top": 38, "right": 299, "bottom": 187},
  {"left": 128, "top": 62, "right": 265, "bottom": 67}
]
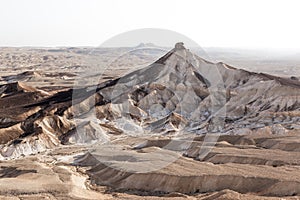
[
  {"left": 0, "top": 43, "right": 299, "bottom": 199},
  {"left": 1, "top": 42, "right": 299, "bottom": 158}
]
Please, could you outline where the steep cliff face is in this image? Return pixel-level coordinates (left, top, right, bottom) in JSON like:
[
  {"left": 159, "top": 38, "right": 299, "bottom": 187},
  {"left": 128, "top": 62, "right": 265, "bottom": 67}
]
[{"left": 0, "top": 43, "right": 300, "bottom": 159}]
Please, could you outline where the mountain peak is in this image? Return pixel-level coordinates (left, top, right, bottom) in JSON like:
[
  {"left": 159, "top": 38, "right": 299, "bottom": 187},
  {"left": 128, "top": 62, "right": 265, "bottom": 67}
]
[
  {"left": 175, "top": 42, "right": 185, "bottom": 50},
  {"left": 154, "top": 42, "right": 189, "bottom": 65},
  {"left": 136, "top": 42, "right": 156, "bottom": 48}
]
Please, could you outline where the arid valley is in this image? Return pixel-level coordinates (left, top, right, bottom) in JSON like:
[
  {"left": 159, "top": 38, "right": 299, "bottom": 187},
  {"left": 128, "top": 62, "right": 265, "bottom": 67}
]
[{"left": 0, "top": 43, "right": 299, "bottom": 200}]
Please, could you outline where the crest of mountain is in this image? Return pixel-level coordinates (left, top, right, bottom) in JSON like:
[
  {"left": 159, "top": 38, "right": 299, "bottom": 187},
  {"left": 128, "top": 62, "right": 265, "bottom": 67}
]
[
  {"left": 0, "top": 42, "right": 300, "bottom": 159},
  {"left": 135, "top": 42, "right": 157, "bottom": 48}
]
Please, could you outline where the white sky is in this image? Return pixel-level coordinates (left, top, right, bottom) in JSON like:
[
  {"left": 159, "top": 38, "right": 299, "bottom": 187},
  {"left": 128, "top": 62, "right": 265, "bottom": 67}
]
[{"left": 0, "top": 0, "right": 300, "bottom": 49}]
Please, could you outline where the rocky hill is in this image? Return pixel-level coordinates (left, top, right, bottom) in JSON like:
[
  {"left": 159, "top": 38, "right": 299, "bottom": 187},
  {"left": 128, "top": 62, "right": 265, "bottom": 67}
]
[{"left": 0, "top": 43, "right": 299, "bottom": 199}]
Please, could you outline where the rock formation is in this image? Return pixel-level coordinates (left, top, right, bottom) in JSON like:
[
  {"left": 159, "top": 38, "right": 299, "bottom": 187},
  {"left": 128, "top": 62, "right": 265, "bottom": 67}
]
[{"left": 0, "top": 43, "right": 299, "bottom": 199}]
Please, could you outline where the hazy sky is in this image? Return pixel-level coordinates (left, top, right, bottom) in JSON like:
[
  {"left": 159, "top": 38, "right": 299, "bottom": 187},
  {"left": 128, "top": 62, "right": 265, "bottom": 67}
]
[{"left": 0, "top": 0, "right": 300, "bottom": 49}]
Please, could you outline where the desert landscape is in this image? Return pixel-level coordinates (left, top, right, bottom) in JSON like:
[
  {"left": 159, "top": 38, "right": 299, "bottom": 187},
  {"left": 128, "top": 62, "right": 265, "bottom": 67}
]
[{"left": 0, "top": 42, "right": 299, "bottom": 200}]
